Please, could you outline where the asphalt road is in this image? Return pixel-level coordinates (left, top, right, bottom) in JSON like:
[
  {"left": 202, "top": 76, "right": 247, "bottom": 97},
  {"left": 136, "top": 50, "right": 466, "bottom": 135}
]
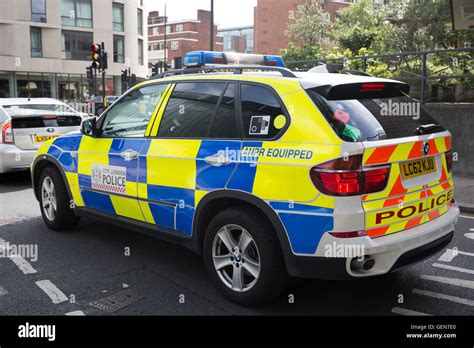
[{"left": 1, "top": 171, "right": 474, "bottom": 316}]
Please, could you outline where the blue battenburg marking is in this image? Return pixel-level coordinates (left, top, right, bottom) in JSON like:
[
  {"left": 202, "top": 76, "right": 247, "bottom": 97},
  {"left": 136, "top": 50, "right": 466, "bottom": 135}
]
[
  {"left": 148, "top": 203, "right": 175, "bottom": 230},
  {"left": 226, "top": 141, "right": 262, "bottom": 193},
  {"left": 196, "top": 140, "right": 240, "bottom": 191},
  {"left": 47, "top": 145, "right": 62, "bottom": 159},
  {"left": 108, "top": 139, "right": 148, "bottom": 182},
  {"left": 58, "top": 152, "right": 78, "bottom": 173},
  {"left": 147, "top": 185, "right": 194, "bottom": 207},
  {"left": 81, "top": 190, "right": 116, "bottom": 214},
  {"left": 138, "top": 140, "right": 151, "bottom": 184},
  {"left": 53, "top": 134, "right": 82, "bottom": 152},
  {"left": 269, "top": 202, "right": 334, "bottom": 215},
  {"left": 78, "top": 174, "right": 91, "bottom": 188},
  {"left": 176, "top": 207, "right": 194, "bottom": 236},
  {"left": 278, "top": 213, "right": 334, "bottom": 254}
]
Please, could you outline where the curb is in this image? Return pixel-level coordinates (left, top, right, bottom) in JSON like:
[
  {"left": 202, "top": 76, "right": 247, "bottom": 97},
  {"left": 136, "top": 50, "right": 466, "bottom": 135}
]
[{"left": 459, "top": 204, "right": 474, "bottom": 214}]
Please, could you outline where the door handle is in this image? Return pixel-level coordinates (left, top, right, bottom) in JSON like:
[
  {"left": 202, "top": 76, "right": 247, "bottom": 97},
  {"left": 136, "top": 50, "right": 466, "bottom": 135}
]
[
  {"left": 120, "top": 149, "right": 139, "bottom": 162},
  {"left": 204, "top": 154, "right": 231, "bottom": 167}
]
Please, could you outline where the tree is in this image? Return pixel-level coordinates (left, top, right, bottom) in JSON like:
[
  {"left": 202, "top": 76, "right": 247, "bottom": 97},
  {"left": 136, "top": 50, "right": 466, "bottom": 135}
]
[
  {"left": 332, "top": 0, "right": 386, "bottom": 54},
  {"left": 285, "top": 0, "right": 331, "bottom": 48}
]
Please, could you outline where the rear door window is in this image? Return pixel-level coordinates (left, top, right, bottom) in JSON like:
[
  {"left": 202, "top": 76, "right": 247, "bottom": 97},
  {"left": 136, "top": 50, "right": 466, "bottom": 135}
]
[
  {"left": 307, "top": 91, "right": 446, "bottom": 142},
  {"left": 240, "top": 84, "right": 287, "bottom": 139}
]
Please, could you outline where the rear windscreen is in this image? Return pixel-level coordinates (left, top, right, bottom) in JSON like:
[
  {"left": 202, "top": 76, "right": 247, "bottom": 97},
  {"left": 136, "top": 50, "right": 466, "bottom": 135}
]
[
  {"left": 11, "top": 116, "right": 81, "bottom": 128},
  {"left": 307, "top": 90, "right": 446, "bottom": 142}
]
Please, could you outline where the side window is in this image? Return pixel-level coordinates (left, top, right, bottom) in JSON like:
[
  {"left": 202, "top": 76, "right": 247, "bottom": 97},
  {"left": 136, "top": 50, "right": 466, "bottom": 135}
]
[
  {"left": 241, "top": 84, "right": 287, "bottom": 139},
  {"left": 158, "top": 82, "right": 226, "bottom": 138},
  {"left": 209, "top": 83, "right": 238, "bottom": 139},
  {"left": 100, "top": 84, "right": 167, "bottom": 138}
]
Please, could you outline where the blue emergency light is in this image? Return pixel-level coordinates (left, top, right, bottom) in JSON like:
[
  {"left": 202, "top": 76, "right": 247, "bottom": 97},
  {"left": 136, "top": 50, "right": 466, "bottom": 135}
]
[{"left": 183, "top": 51, "right": 286, "bottom": 68}]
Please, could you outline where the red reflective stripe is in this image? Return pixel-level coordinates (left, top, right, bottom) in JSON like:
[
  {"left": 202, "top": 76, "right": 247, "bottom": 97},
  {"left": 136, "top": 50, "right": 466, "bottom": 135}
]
[
  {"left": 428, "top": 138, "right": 439, "bottom": 155},
  {"left": 367, "top": 225, "right": 390, "bottom": 238},
  {"left": 407, "top": 141, "right": 423, "bottom": 159},
  {"left": 365, "top": 145, "right": 398, "bottom": 165},
  {"left": 404, "top": 215, "right": 423, "bottom": 230},
  {"left": 444, "top": 136, "right": 452, "bottom": 151}
]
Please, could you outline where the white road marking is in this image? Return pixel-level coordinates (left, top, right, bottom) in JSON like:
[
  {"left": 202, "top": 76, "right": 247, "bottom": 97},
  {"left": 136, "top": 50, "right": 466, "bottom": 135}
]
[
  {"left": 420, "top": 274, "right": 474, "bottom": 290},
  {"left": 35, "top": 280, "right": 68, "bottom": 304},
  {"left": 391, "top": 307, "right": 431, "bottom": 316},
  {"left": 0, "top": 241, "right": 37, "bottom": 274},
  {"left": 438, "top": 248, "right": 458, "bottom": 262},
  {"left": 433, "top": 263, "right": 474, "bottom": 275},
  {"left": 460, "top": 214, "right": 474, "bottom": 220},
  {"left": 65, "top": 310, "right": 85, "bottom": 316},
  {"left": 413, "top": 289, "right": 474, "bottom": 307},
  {"left": 8, "top": 255, "right": 37, "bottom": 274},
  {"left": 465, "top": 233, "right": 474, "bottom": 240}
]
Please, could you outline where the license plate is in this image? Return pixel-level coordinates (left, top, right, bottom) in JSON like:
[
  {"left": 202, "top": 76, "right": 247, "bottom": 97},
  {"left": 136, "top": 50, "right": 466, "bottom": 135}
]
[
  {"left": 400, "top": 157, "right": 436, "bottom": 180},
  {"left": 34, "top": 135, "right": 59, "bottom": 143}
]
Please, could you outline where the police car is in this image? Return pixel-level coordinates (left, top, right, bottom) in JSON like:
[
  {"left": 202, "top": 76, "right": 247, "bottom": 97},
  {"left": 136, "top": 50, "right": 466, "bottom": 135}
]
[{"left": 31, "top": 51, "right": 459, "bottom": 305}]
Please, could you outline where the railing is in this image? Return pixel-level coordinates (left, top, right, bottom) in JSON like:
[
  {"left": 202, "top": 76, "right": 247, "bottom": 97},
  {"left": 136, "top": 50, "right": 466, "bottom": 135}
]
[{"left": 286, "top": 47, "right": 474, "bottom": 103}]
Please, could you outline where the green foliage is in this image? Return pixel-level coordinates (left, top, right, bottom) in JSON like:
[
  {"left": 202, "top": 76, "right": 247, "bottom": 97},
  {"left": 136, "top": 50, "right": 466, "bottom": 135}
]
[{"left": 285, "top": 0, "right": 331, "bottom": 48}]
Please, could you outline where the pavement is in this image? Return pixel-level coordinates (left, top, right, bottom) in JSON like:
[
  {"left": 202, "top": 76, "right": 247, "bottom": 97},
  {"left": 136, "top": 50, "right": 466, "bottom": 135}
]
[
  {"left": 0, "top": 171, "right": 474, "bottom": 316},
  {"left": 454, "top": 175, "right": 474, "bottom": 213}
]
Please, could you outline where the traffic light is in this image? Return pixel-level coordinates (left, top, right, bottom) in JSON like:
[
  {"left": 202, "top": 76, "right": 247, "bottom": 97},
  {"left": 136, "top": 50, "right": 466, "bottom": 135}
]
[
  {"left": 86, "top": 65, "right": 94, "bottom": 81},
  {"left": 91, "top": 44, "right": 102, "bottom": 69}
]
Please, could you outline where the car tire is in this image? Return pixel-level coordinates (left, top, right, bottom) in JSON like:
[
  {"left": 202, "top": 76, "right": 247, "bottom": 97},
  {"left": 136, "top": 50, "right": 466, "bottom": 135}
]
[
  {"left": 203, "top": 207, "right": 289, "bottom": 306},
  {"left": 38, "top": 166, "right": 79, "bottom": 231}
]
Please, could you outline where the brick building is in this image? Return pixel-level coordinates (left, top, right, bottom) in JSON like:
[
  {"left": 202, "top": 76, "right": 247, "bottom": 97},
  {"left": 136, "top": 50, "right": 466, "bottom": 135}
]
[
  {"left": 148, "top": 10, "right": 223, "bottom": 70},
  {"left": 253, "top": 0, "right": 354, "bottom": 55}
]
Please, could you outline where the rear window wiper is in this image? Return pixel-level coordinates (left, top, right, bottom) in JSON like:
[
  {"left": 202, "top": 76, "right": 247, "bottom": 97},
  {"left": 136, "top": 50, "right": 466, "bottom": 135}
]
[{"left": 414, "top": 123, "right": 442, "bottom": 135}]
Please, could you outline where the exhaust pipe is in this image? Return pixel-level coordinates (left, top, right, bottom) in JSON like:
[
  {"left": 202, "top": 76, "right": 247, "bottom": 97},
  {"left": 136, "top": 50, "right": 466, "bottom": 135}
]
[{"left": 351, "top": 256, "right": 375, "bottom": 271}]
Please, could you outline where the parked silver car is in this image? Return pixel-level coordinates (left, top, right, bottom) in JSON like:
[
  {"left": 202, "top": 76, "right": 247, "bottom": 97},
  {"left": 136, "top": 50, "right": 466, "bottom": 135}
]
[{"left": 0, "top": 98, "right": 82, "bottom": 174}]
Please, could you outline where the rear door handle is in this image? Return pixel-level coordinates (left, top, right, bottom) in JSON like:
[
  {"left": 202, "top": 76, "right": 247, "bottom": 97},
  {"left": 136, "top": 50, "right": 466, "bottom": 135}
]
[
  {"left": 204, "top": 154, "right": 231, "bottom": 167},
  {"left": 120, "top": 149, "right": 139, "bottom": 161}
]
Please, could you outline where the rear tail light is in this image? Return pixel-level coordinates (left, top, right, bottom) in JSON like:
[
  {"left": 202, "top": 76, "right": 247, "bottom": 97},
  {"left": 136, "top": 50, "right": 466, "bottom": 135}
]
[
  {"left": 445, "top": 150, "right": 453, "bottom": 173},
  {"left": 1, "top": 120, "right": 13, "bottom": 144},
  {"left": 310, "top": 154, "right": 390, "bottom": 196},
  {"left": 329, "top": 231, "right": 367, "bottom": 238}
]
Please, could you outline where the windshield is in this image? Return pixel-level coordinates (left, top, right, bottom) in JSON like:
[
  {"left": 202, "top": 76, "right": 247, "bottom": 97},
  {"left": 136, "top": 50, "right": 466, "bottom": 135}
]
[{"left": 307, "top": 91, "right": 446, "bottom": 142}]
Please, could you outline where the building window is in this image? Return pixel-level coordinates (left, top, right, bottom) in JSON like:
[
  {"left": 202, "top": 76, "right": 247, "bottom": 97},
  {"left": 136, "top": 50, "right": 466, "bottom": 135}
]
[
  {"left": 166, "top": 25, "right": 171, "bottom": 34},
  {"left": 171, "top": 41, "right": 179, "bottom": 51},
  {"left": 153, "top": 27, "right": 159, "bottom": 35},
  {"left": 30, "top": 27, "right": 42, "bottom": 58},
  {"left": 138, "top": 39, "right": 144, "bottom": 65},
  {"left": 113, "top": 35, "right": 124, "bottom": 63},
  {"left": 175, "top": 24, "right": 184, "bottom": 32},
  {"left": 62, "top": 30, "right": 93, "bottom": 60},
  {"left": 137, "top": 9, "right": 143, "bottom": 36},
  {"left": 61, "top": 0, "right": 92, "bottom": 28},
  {"left": 31, "top": 0, "right": 46, "bottom": 23},
  {"left": 113, "top": 3, "right": 124, "bottom": 32}
]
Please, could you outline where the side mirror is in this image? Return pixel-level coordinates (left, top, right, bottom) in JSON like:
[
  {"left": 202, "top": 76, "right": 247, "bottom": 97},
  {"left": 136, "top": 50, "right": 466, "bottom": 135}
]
[{"left": 81, "top": 117, "right": 97, "bottom": 137}]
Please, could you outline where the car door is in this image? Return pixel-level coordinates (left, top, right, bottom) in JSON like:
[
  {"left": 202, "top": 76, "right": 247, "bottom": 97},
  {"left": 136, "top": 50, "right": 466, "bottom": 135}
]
[
  {"left": 77, "top": 84, "right": 169, "bottom": 221},
  {"left": 141, "top": 81, "right": 240, "bottom": 236}
]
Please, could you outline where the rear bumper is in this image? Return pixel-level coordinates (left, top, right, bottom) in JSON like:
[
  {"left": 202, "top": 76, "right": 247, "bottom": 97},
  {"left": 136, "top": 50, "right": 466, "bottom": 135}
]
[
  {"left": 286, "top": 204, "right": 460, "bottom": 279},
  {"left": 0, "top": 144, "right": 36, "bottom": 173}
]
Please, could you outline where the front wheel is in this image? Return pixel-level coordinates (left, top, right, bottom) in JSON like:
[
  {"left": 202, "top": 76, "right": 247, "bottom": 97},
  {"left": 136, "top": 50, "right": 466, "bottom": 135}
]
[
  {"left": 39, "top": 166, "right": 79, "bottom": 231},
  {"left": 203, "top": 207, "right": 289, "bottom": 306}
]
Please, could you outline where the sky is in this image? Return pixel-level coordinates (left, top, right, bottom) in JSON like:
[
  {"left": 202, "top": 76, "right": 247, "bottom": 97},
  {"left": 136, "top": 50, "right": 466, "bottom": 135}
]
[{"left": 145, "top": 0, "right": 258, "bottom": 29}]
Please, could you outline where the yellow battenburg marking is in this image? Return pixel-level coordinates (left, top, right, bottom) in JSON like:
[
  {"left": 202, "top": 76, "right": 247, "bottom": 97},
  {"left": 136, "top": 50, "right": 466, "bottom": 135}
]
[
  {"left": 146, "top": 139, "right": 200, "bottom": 189},
  {"left": 70, "top": 187, "right": 84, "bottom": 207},
  {"left": 138, "top": 183, "right": 148, "bottom": 199},
  {"left": 77, "top": 137, "right": 113, "bottom": 175},
  {"left": 109, "top": 195, "right": 145, "bottom": 221},
  {"left": 279, "top": 91, "right": 343, "bottom": 144},
  {"left": 252, "top": 163, "right": 318, "bottom": 202},
  {"left": 65, "top": 172, "right": 79, "bottom": 187},
  {"left": 138, "top": 201, "right": 155, "bottom": 224},
  {"left": 35, "top": 140, "right": 54, "bottom": 157},
  {"left": 126, "top": 181, "right": 137, "bottom": 197},
  {"left": 150, "top": 84, "right": 175, "bottom": 136},
  {"left": 194, "top": 190, "right": 208, "bottom": 208}
]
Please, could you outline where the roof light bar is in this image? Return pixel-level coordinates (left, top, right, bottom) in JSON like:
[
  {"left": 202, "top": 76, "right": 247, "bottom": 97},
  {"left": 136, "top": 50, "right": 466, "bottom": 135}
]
[{"left": 183, "top": 51, "right": 286, "bottom": 68}]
